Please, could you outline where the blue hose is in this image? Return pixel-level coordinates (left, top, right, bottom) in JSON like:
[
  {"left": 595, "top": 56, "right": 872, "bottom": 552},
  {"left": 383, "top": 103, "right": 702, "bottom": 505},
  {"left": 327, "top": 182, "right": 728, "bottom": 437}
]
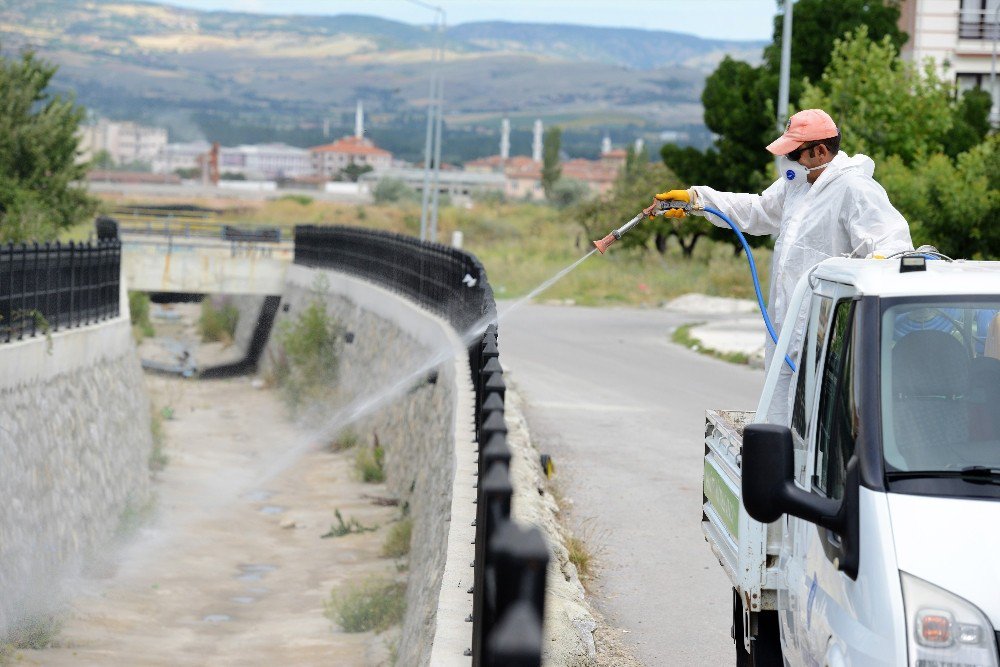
[{"left": 702, "top": 206, "right": 797, "bottom": 373}]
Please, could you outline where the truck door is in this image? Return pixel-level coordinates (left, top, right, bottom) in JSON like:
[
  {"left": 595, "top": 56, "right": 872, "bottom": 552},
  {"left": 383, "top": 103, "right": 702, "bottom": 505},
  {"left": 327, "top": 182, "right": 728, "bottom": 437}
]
[
  {"left": 798, "top": 296, "right": 862, "bottom": 665},
  {"left": 781, "top": 290, "right": 834, "bottom": 662}
]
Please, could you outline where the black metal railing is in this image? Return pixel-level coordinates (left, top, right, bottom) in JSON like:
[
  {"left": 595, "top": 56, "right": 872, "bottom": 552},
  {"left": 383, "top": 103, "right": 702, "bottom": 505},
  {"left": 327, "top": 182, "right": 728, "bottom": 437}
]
[
  {"left": 292, "top": 225, "right": 548, "bottom": 665},
  {"left": 0, "top": 240, "right": 122, "bottom": 343}
]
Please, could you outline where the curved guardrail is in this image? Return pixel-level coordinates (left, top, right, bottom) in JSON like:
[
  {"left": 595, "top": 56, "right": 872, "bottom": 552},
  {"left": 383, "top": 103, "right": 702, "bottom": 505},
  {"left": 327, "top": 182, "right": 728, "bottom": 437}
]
[{"left": 294, "top": 225, "right": 548, "bottom": 666}]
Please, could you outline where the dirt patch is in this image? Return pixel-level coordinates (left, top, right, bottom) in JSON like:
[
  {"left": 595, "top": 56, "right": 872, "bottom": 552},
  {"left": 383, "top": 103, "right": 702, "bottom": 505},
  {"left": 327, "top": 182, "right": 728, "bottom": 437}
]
[{"left": 16, "top": 337, "right": 403, "bottom": 665}]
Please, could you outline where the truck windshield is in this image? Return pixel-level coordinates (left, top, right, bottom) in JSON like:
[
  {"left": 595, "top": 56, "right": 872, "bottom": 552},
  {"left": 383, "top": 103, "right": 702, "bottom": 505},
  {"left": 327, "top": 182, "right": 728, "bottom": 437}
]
[{"left": 881, "top": 300, "right": 1000, "bottom": 473}]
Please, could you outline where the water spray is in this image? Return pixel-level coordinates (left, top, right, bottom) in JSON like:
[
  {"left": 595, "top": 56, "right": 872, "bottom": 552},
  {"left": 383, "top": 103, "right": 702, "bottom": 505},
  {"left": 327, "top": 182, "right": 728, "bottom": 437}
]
[{"left": 591, "top": 199, "right": 796, "bottom": 372}]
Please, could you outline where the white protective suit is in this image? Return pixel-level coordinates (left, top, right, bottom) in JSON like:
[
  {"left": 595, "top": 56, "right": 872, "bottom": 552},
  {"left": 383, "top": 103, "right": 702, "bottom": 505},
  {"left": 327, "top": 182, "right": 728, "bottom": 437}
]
[{"left": 691, "top": 151, "right": 913, "bottom": 422}]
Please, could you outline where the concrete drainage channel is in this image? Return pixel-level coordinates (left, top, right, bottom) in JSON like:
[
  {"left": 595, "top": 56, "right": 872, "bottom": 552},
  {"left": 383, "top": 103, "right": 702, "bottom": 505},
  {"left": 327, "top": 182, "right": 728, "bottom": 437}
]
[{"left": 0, "top": 229, "right": 635, "bottom": 665}]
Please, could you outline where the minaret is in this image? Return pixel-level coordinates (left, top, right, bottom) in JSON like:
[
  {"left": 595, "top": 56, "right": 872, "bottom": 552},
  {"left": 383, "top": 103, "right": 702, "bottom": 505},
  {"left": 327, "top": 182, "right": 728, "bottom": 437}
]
[
  {"left": 634, "top": 137, "right": 645, "bottom": 153},
  {"left": 355, "top": 100, "right": 364, "bottom": 139},
  {"left": 500, "top": 118, "right": 510, "bottom": 160},
  {"left": 531, "top": 119, "right": 543, "bottom": 163},
  {"left": 601, "top": 134, "right": 612, "bottom": 155}
]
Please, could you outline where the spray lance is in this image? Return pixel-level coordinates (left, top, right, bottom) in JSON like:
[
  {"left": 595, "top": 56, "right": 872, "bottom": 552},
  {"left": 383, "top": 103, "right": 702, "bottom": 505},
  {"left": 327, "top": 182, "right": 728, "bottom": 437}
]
[{"left": 592, "top": 198, "right": 797, "bottom": 372}]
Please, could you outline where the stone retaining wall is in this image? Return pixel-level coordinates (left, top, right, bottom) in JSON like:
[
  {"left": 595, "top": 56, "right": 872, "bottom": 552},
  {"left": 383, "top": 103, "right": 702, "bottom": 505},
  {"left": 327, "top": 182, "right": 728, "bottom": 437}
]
[
  {"left": 0, "top": 314, "right": 153, "bottom": 639},
  {"left": 262, "top": 265, "right": 475, "bottom": 666}
]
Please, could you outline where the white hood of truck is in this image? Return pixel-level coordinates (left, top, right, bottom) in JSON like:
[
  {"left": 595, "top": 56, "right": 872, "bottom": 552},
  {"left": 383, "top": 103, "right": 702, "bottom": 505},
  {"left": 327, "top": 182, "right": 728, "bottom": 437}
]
[{"left": 888, "top": 493, "right": 1000, "bottom": 626}]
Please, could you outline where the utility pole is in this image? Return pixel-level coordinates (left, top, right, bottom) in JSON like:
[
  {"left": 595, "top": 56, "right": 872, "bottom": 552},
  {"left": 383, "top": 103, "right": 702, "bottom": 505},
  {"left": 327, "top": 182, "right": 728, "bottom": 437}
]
[
  {"left": 429, "top": 10, "right": 446, "bottom": 244},
  {"left": 411, "top": 0, "right": 445, "bottom": 241}
]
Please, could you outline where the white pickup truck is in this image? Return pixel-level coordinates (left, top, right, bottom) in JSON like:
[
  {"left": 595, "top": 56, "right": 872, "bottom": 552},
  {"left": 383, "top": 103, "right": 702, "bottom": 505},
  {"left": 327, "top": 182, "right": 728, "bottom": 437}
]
[{"left": 703, "top": 255, "right": 1000, "bottom": 666}]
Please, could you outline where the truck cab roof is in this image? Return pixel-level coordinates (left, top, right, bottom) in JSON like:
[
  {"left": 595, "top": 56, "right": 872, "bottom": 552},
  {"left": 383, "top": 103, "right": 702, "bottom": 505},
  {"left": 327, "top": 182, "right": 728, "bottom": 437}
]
[{"left": 812, "top": 257, "right": 1000, "bottom": 298}]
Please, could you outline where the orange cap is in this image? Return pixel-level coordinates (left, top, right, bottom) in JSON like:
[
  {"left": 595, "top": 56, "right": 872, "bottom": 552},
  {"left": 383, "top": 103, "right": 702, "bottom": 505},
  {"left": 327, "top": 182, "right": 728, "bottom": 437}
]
[{"left": 766, "top": 109, "right": 839, "bottom": 156}]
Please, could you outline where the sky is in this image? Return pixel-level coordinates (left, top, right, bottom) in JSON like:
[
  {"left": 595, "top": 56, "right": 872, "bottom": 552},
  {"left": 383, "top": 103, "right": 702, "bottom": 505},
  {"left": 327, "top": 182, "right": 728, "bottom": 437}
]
[{"left": 158, "top": 0, "right": 779, "bottom": 41}]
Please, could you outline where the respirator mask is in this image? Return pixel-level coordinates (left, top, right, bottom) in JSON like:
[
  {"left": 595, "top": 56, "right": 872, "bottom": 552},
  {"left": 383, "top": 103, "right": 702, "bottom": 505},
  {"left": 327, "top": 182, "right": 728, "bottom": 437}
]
[{"left": 778, "top": 156, "right": 831, "bottom": 183}]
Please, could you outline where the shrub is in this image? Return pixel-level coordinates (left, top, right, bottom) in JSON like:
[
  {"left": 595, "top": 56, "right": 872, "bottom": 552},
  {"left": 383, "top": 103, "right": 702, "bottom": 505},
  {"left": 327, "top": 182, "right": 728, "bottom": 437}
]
[
  {"left": 372, "top": 177, "right": 417, "bottom": 204},
  {"left": 355, "top": 442, "right": 386, "bottom": 483},
  {"left": 325, "top": 576, "right": 406, "bottom": 633},
  {"left": 274, "top": 294, "right": 344, "bottom": 409},
  {"left": 129, "top": 291, "right": 155, "bottom": 340},
  {"left": 199, "top": 298, "right": 239, "bottom": 343},
  {"left": 380, "top": 518, "right": 412, "bottom": 559},
  {"left": 278, "top": 194, "right": 314, "bottom": 206}
]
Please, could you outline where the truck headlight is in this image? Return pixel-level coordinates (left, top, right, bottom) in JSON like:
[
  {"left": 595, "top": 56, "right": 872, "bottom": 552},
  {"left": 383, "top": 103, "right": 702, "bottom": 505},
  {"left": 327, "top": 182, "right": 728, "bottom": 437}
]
[{"left": 902, "top": 571, "right": 998, "bottom": 667}]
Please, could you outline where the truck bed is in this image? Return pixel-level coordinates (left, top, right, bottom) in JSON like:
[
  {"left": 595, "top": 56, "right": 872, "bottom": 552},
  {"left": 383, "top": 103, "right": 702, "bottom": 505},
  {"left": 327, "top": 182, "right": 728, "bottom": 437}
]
[{"left": 702, "top": 409, "right": 782, "bottom": 611}]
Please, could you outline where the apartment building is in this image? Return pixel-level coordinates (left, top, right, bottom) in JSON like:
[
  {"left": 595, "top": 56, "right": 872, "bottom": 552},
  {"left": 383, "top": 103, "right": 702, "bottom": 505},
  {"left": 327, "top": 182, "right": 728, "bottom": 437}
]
[
  {"left": 79, "top": 118, "right": 168, "bottom": 166},
  {"left": 899, "top": 0, "right": 1000, "bottom": 122}
]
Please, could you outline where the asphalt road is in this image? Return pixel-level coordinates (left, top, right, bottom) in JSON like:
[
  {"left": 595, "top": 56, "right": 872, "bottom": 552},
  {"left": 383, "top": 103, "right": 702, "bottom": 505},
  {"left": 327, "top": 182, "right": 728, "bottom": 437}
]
[{"left": 500, "top": 304, "right": 764, "bottom": 666}]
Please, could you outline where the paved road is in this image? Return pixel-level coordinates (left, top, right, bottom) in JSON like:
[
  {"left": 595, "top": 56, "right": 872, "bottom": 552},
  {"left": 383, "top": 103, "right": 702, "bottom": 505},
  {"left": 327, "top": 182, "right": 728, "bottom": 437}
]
[{"left": 500, "top": 304, "right": 764, "bottom": 666}]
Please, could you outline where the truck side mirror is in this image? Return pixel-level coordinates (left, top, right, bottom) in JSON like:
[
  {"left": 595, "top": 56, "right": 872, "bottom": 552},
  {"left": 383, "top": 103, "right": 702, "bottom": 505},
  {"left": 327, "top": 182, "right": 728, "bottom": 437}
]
[{"left": 742, "top": 424, "right": 840, "bottom": 526}]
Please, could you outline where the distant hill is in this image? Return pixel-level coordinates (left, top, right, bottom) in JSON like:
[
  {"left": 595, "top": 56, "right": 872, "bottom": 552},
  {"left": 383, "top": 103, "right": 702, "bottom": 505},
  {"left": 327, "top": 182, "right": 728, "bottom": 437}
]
[{"left": 0, "top": 0, "right": 766, "bottom": 161}]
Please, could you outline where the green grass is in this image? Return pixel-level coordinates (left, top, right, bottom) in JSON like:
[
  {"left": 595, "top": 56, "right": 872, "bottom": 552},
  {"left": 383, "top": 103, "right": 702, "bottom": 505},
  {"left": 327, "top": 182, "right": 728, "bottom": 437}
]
[
  {"left": 129, "top": 291, "right": 155, "bottom": 341},
  {"left": 355, "top": 443, "right": 386, "bottom": 483},
  {"left": 199, "top": 298, "right": 240, "bottom": 343},
  {"left": 380, "top": 518, "right": 412, "bottom": 559},
  {"left": 328, "top": 428, "right": 359, "bottom": 452},
  {"left": 148, "top": 404, "right": 171, "bottom": 472},
  {"left": 325, "top": 576, "right": 406, "bottom": 633},
  {"left": 671, "top": 322, "right": 751, "bottom": 366}
]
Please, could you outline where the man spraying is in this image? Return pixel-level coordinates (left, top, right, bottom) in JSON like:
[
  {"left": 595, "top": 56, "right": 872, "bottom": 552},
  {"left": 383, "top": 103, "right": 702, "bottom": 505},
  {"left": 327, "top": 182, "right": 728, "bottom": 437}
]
[{"left": 650, "top": 109, "right": 913, "bottom": 421}]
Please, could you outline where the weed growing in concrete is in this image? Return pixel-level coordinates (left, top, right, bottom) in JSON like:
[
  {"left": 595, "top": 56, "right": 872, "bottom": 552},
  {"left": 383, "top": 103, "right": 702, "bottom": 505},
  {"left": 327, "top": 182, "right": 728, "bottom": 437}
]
[
  {"left": 671, "top": 323, "right": 750, "bottom": 366},
  {"left": 380, "top": 517, "right": 412, "bottom": 559},
  {"left": 129, "top": 291, "right": 155, "bottom": 341},
  {"left": 274, "top": 286, "right": 344, "bottom": 410},
  {"left": 355, "top": 442, "right": 386, "bottom": 483},
  {"left": 325, "top": 576, "right": 406, "bottom": 633},
  {"left": 321, "top": 509, "right": 377, "bottom": 538},
  {"left": 199, "top": 298, "right": 239, "bottom": 343},
  {"left": 115, "top": 494, "right": 157, "bottom": 540},
  {"left": 328, "top": 428, "right": 358, "bottom": 452},
  {"left": 566, "top": 535, "right": 594, "bottom": 584},
  {"left": 148, "top": 403, "right": 170, "bottom": 472},
  {"left": 1, "top": 614, "right": 62, "bottom": 655}
]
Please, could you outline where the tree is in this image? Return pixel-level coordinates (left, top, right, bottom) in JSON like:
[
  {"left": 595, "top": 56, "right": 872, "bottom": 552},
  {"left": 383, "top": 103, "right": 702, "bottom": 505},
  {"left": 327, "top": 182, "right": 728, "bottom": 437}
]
[
  {"left": 372, "top": 177, "right": 417, "bottom": 204},
  {"left": 799, "top": 27, "right": 954, "bottom": 164},
  {"left": 91, "top": 149, "right": 114, "bottom": 169},
  {"left": 340, "top": 162, "right": 374, "bottom": 182},
  {"left": 799, "top": 27, "right": 997, "bottom": 259},
  {"left": 541, "top": 126, "right": 562, "bottom": 198},
  {"left": 548, "top": 178, "right": 590, "bottom": 209},
  {"left": 575, "top": 161, "right": 709, "bottom": 257},
  {"left": 0, "top": 49, "right": 96, "bottom": 241},
  {"left": 662, "top": 0, "right": 907, "bottom": 197}
]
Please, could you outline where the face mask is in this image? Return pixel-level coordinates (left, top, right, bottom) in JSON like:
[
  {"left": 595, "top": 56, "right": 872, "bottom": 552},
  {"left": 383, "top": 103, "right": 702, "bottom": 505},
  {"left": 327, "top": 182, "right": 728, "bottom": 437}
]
[{"left": 778, "top": 156, "right": 831, "bottom": 183}]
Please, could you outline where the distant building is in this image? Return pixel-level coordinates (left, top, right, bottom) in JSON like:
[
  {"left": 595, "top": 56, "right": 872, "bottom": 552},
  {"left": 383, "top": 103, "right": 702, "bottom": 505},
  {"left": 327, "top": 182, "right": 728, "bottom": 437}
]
[
  {"left": 79, "top": 118, "right": 168, "bottom": 166},
  {"left": 310, "top": 136, "right": 393, "bottom": 177},
  {"left": 152, "top": 142, "right": 311, "bottom": 179},
  {"left": 359, "top": 167, "right": 506, "bottom": 203},
  {"left": 222, "top": 144, "right": 312, "bottom": 179},
  {"left": 152, "top": 141, "right": 211, "bottom": 174},
  {"left": 899, "top": 0, "right": 1000, "bottom": 124},
  {"left": 465, "top": 148, "right": 622, "bottom": 200}
]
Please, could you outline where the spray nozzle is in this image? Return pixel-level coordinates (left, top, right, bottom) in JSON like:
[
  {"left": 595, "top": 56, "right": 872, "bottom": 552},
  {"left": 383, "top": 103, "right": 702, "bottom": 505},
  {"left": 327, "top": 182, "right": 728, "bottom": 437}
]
[{"left": 592, "top": 201, "right": 702, "bottom": 254}]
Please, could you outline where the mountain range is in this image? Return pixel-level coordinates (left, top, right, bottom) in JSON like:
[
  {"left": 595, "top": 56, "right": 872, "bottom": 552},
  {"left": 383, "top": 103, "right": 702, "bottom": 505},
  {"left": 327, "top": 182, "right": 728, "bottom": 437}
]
[{"left": 0, "top": 0, "right": 767, "bottom": 160}]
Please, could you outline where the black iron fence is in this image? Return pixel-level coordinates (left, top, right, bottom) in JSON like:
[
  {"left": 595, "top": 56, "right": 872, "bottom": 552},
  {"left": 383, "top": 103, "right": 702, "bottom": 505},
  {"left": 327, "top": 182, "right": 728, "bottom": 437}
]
[
  {"left": 0, "top": 241, "right": 121, "bottom": 344},
  {"left": 293, "top": 225, "right": 548, "bottom": 665}
]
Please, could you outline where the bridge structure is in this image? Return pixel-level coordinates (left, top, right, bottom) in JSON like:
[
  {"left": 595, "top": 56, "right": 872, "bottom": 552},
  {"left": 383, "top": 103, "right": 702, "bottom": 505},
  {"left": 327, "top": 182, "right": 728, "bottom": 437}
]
[{"left": 119, "top": 222, "right": 292, "bottom": 295}]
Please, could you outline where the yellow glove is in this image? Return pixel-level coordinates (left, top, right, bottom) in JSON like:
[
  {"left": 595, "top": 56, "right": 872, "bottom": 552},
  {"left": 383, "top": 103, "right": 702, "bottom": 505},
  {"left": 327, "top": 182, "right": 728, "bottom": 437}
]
[
  {"left": 655, "top": 189, "right": 690, "bottom": 203},
  {"left": 645, "top": 188, "right": 691, "bottom": 218}
]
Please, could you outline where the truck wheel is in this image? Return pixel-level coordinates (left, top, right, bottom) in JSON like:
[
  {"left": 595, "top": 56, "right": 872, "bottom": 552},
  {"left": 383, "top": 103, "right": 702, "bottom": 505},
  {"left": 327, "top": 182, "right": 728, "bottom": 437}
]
[{"left": 733, "top": 590, "right": 783, "bottom": 666}]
